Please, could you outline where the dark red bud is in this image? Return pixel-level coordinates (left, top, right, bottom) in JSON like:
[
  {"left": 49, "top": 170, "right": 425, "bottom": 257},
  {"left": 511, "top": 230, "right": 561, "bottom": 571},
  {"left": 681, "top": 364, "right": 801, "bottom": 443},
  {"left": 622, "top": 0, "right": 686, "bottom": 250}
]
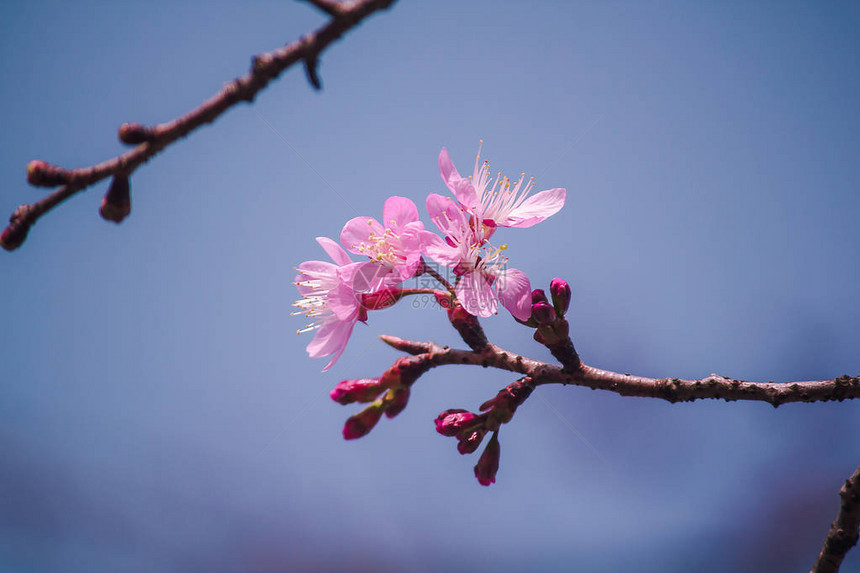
[
  {"left": 27, "top": 160, "right": 69, "bottom": 187},
  {"left": 435, "top": 409, "right": 478, "bottom": 436},
  {"left": 1, "top": 205, "right": 34, "bottom": 252},
  {"left": 1, "top": 222, "right": 30, "bottom": 252},
  {"left": 550, "top": 278, "right": 571, "bottom": 316},
  {"left": 342, "top": 403, "right": 384, "bottom": 440},
  {"left": 474, "top": 432, "right": 501, "bottom": 486},
  {"left": 531, "top": 301, "right": 557, "bottom": 325},
  {"left": 99, "top": 175, "right": 131, "bottom": 223},
  {"left": 118, "top": 122, "right": 156, "bottom": 145},
  {"left": 457, "top": 428, "right": 486, "bottom": 455},
  {"left": 531, "top": 288, "right": 548, "bottom": 305},
  {"left": 329, "top": 378, "right": 386, "bottom": 405}
]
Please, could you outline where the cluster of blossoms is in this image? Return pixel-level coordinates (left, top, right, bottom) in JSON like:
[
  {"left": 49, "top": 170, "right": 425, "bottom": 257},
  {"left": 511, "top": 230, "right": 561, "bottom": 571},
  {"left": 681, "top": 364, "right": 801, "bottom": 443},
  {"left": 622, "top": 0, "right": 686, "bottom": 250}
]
[
  {"left": 293, "top": 143, "right": 566, "bottom": 369},
  {"left": 294, "top": 144, "right": 568, "bottom": 485}
]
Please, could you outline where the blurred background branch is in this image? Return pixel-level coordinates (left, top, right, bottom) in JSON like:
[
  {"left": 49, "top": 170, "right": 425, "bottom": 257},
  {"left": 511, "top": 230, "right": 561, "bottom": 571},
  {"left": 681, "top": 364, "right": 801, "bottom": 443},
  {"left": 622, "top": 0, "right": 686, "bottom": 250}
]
[{"left": 1, "top": 0, "right": 397, "bottom": 251}]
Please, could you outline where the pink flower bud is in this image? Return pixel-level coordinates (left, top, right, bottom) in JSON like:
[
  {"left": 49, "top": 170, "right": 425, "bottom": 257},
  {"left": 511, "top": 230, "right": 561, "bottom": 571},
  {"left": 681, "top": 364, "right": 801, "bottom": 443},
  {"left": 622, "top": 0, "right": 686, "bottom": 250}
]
[
  {"left": 435, "top": 409, "right": 478, "bottom": 436},
  {"left": 383, "top": 387, "right": 410, "bottom": 419},
  {"left": 531, "top": 300, "right": 556, "bottom": 325},
  {"left": 342, "top": 403, "right": 384, "bottom": 440},
  {"left": 550, "top": 278, "right": 571, "bottom": 316},
  {"left": 457, "top": 428, "right": 486, "bottom": 455},
  {"left": 474, "top": 432, "right": 500, "bottom": 486},
  {"left": 99, "top": 175, "right": 131, "bottom": 224},
  {"left": 361, "top": 287, "right": 403, "bottom": 310},
  {"left": 531, "top": 288, "right": 548, "bottom": 305},
  {"left": 330, "top": 378, "right": 386, "bottom": 405}
]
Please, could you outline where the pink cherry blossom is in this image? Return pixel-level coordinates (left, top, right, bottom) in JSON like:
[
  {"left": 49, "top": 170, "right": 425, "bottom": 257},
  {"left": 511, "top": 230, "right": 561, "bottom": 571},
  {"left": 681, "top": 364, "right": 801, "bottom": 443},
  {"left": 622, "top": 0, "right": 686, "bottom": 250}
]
[
  {"left": 439, "top": 143, "right": 566, "bottom": 234},
  {"left": 340, "top": 196, "right": 430, "bottom": 287},
  {"left": 293, "top": 237, "right": 365, "bottom": 372},
  {"left": 424, "top": 193, "right": 532, "bottom": 321}
]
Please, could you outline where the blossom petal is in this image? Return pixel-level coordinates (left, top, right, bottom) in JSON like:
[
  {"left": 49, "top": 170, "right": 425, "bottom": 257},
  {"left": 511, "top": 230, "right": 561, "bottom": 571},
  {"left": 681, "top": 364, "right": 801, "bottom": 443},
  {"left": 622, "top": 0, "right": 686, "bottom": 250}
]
[
  {"left": 327, "top": 282, "right": 360, "bottom": 321},
  {"left": 422, "top": 231, "right": 461, "bottom": 267},
  {"left": 340, "top": 261, "right": 391, "bottom": 293},
  {"left": 504, "top": 188, "right": 567, "bottom": 228},
  {"left": 316, "top": 236, "right": 352, "bottom": 266},
  {"left": 294, "top": 260, "right": 339, "bottom": 295},
  {"left": 426, "top": 193, "right": 466, "bottom": 237},
  {"left": 318, "top": 320, "right": 356, "bottom": 372},
  {"left": 456, "top": 270, "right": 497, "bottom": 318},
  {"left": 497, "top": 268, "right": 532, "bottom": 321},
  {"left": 382, "top": 196, "right": 419, "bottom": 231},
  {"left": 307, "top": 318, "right": 351, "bottom": 359},
  {"left": 439, "top": 148, "right": 478, "bottom": 207},
  {"left": 340, "top": 217, "right": 385, "bottom": 256}
]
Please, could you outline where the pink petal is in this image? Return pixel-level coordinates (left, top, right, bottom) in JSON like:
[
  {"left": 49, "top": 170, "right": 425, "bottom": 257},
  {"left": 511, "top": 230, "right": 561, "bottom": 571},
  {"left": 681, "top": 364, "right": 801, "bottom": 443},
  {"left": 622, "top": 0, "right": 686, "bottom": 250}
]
[
  {"left": 497, "top": 268, "right": 532, "bottom": 321},
  {"left": 504, "top": 188, "right": 567, "bottom": 228},
  {"left": 426, "top": 193, "right": 466, "bottom": 237},
  {"left": 294, "top": 260, "right": 339, "bottom": 294},
  {"left": 316, "top": 236, "right": 352, "bottom": 266},
  {"left": 327, "top": 282, "right": 360, "bottom": 321},
  {"left": 382, "top": 196, "right": 419, "bottom": 231},
  {"left": 456, "top": 270, "right": 497, "bottom": 318},
  {"left": 321, "top": 321, "right": 357, "bottom": 372},
  {"left": 341, "top": 261, "right": 391, "bottom": 293},
  {"left": 307, "top": 318, "right": 351, "bottom": 359},
  {"left": 340, "top": 217, "right": 385, "bottom": 256},
  {"left": 422, "top": 231, "right": 461, "bottom": 267},
  {"left": 439, "top": 148, "right": 478, "bottom": 207}
]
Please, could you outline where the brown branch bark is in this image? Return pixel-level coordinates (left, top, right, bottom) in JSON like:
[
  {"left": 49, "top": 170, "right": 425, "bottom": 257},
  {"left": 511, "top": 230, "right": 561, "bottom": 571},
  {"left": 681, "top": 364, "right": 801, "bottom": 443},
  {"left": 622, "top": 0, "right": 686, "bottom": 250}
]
[
  {"left": 378, "top": 335, "right": 860, "bottom": 406},
  {"left": 811, "top": 465, "right": 860, "bottom": 573},
  {"left": 1, "top": 0, "right": 398, "bottom": 251}
]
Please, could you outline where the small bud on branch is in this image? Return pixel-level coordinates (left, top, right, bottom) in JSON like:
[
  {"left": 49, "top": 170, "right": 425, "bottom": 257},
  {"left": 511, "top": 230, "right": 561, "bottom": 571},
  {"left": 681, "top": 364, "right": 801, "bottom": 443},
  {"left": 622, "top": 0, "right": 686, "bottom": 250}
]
[{"left": 99, "top": 175, "right": 132, "bottom": 224}]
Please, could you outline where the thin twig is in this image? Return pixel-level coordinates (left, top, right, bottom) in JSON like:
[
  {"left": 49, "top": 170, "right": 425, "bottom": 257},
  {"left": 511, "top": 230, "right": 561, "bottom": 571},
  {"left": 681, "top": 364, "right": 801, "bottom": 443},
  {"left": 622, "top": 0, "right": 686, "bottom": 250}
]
[
  {"left": 811, "top": 464, "right": 860, "bottom": 573},
  {"left": 1, "top": 0, "right": 397, "bottom": 251}
]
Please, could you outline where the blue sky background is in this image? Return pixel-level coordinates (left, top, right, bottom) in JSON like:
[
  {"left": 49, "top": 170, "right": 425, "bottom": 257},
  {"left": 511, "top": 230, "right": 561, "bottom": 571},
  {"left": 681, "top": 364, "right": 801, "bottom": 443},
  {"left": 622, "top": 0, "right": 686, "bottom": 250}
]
[{"left": 2, "top": 1, "right": 860, "bottom": 571}]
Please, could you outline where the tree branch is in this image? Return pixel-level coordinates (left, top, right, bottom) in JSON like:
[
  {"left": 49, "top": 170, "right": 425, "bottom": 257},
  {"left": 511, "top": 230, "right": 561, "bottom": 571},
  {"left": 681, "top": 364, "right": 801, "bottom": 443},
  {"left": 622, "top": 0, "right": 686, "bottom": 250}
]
[
  {"left": 378, "top": 335, "right": 860, "bottom": 406},
  {"left": 1, "top": 0, "right": 398, "bottom": 251},
  {"left": 811, "top": 464, "right": 860, "bottom": 573}
]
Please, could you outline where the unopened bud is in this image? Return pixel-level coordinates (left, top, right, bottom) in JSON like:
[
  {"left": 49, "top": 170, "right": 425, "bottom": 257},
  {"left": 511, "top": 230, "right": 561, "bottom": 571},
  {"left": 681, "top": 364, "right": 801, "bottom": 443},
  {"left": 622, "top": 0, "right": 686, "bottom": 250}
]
[
  {"left": 330, "top": 378, "right": 386, "bottom": 405},
  {"left": 0, "top": 205, "right": 34, "bottom": 252},
  {"left": 531, "top": 300, "right": 556, "bottom": 325},
  {"left": 118, "top": 122, "right": 156, "bottom": 145},
  {"left": 27, "top": 160, "right": 69, "bottom": 187},
  {"left": 550, "top": 278, "right": 571, "bottom": 316},
  {"left": 383, "top": 387, "right": 410, "bottom": 419},
  {"left": 474, "top": 432, "right": 501, "bottom": 486},
  {"left": 361, "top": 287, "right": 403, "bottom": 310},
  {"left": 435, "top": 409, "right": 479, "bottom": 437},
  {"left": 531, "top": 288, "right": 548, "bottom": 305},
  {"left": 342, "top": 402, "right": 384, "bottom": 440},
  {"left": 1, "top": 222, "right": 30, "bottom": 251},
  {"left": 99, "top": 175, "right": 131, "bottom": 223},
  {"left": 457, "top": 428, "right": 486, "bottom": 455}
]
